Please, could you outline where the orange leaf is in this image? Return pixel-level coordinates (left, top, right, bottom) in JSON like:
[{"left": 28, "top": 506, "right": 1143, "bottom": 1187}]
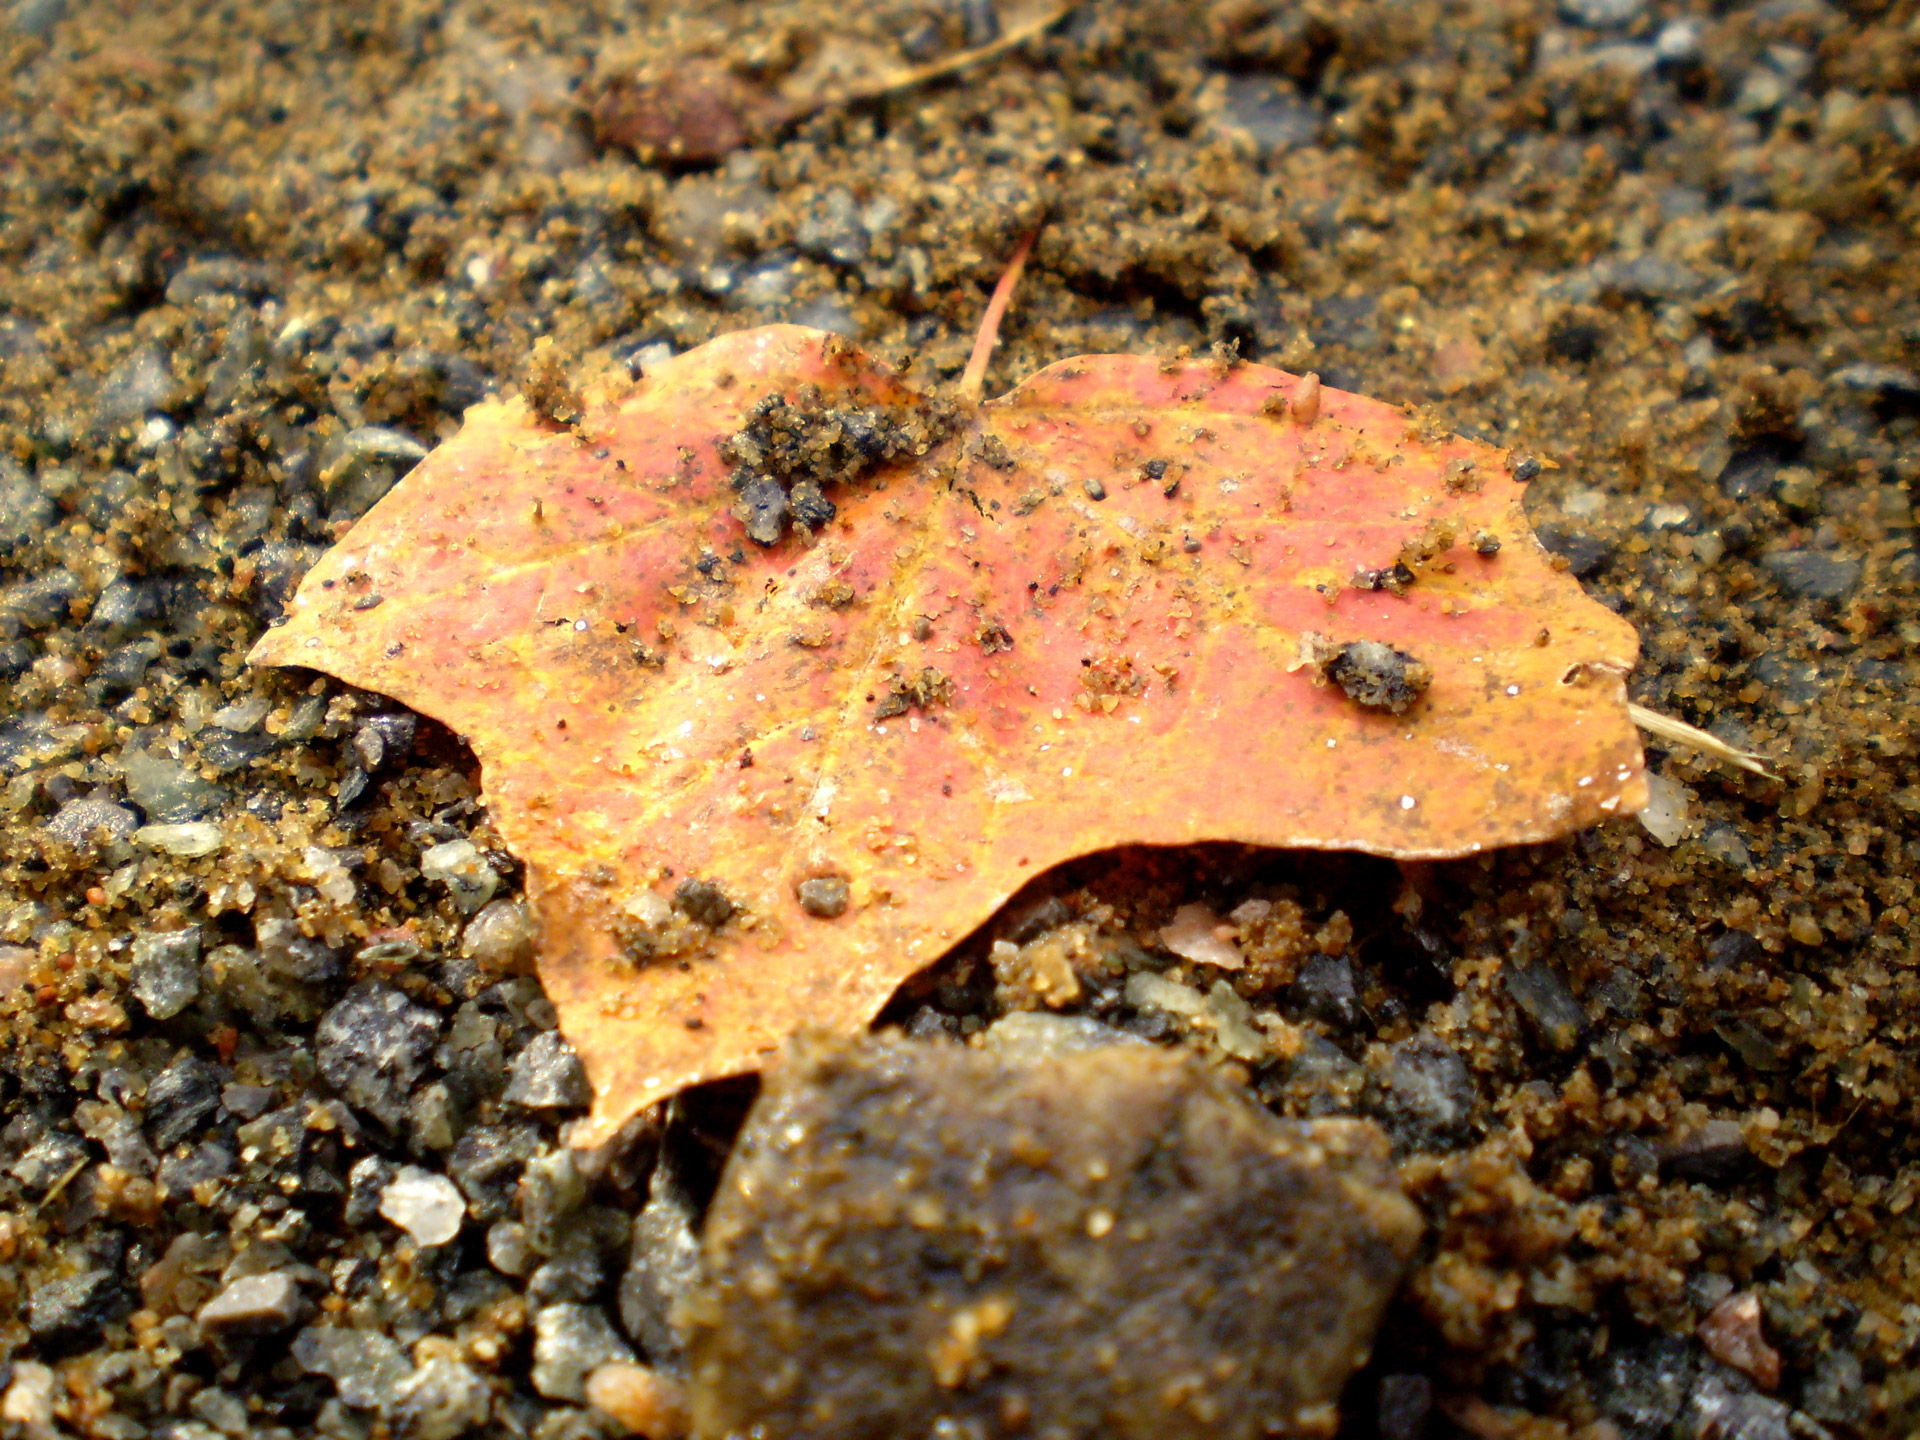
[{"left": 250, "top": 326, "right": 1644, "bottom": 1145}]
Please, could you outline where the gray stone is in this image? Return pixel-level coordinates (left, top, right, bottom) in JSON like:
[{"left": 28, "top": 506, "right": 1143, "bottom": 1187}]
[
  {"left": 197, "top": 1272, "right": 306, "bottom": 1336},
  {"left": 1762, "top": 549, "right": 1861, "bottom": 600},
  {"left": 619, "top": 1150, "right": 703, "bottom": 1364},
  {"left": 8, "top": 1129, "right": 89, "bottom": 1192},
  {"left": 1558, "top": 0, "right": 1644, "bottom": 24},
  {"left": 391, "top": 1355, "right": 492, "bottom": 1440},
  {"left": 96, "top": 346, "right": 173, "bottom": 427},
  {"left": 45, "top": 794, "right": 139, "bottom": 849},
  {"left": 1680, "top": 1369, "right": 1792, "bottom": 1440},
  {"left": 1829, "top": 362, "right": 1920, "bottom": 402},
  {"left": 1218, "top": 77, "right": 1322, "bottom": 152},
  {"left": 1503, "top": 962, "right": 1586, "bottom": 1052},
  {"left": 532, "top": 1303, "right": 635, "bottom": 1402},
  {"left": 293, "top": 1325, "right": 413, "bottom": 1411},
  {"left": 130, "top": 928, "right": 202, "bottom": 1020},
  {"left": 29, "top": 1269, "right": 129, "bottom": 1349},
  {"left": 344, "top": 1156, "right": 397, "bottom": 1227},
  {"left": 685, "top": 1033, "right": 1422, "bottom": 1439},
  {"left": 794, "top": 187, "right": 869, "bottom": 268},
  {"left": 504, "top": 1031, "right": 590, "bottom": 1109},
  {"left": 147, "top": 1054, "right": 227, "bottom": 1150},
  {"left": 1368, "top": 1034, "right": 1478, "bottom": 1148},
  {"left": 1594, "top": 1331, "right": 1694, "bottom": 1440},
  {"left": 76, "top": 1099, "right": 156, "bottom": 1175},
  {"left": 317, "top": 982, "right": 442, "bottom": 1130},
  {"left": 0, "top": 463, "right": 55, "bottom": 558}
]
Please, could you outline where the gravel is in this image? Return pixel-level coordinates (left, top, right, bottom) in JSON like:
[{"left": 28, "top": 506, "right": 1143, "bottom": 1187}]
[{"left": 0, "top": 0, "right": 1914, "bottom": 1432}]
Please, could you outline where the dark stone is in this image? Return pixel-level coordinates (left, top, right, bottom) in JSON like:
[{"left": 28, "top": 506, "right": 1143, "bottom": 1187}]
[
  {"left": 1547, "top": 318, "right": 1603, "bottom": 364},
  {"left": 672, "top": 878, "right": 735, "bottom": 928},
  {"left": 157, "top": 1140, "right": 236, "bottom": 1195},
  {"left": 344, "top": 1156, "right": 396, "bottom": 1227},
  {"left": 1703, "top": 930, "right": 1765, "bottom": 972},
  {"left": 1291, "top": 953, "right": 1361, "bottom": 1028},
  {"left": 1535, "top": 525, "right": 1613, "bottom": 578},
  {"left": 788, "top": 479, "right": 836, "bottom": 528},
  {"left": 1503, "top": 962, "right": 1586, "bottom": 1052},
  {"left": 1761, "top": 550, "right": 1861, "bottom": 600},
  {"left": 1593, "top": 1330, "right": 1694, "bottom": 1440},
  {"left": 446, "top": 1122, "right": 543, "bottom": 1223},
  {"left": 146, "top": 1054, "right": 228, "bottom": 1150},
  {"left": 1367, "top": 1034, "right": 1477, "bottom": 1149},
  {"left": 685, "top": 1032, "right": 1422, "bottom": 1439},
  {"left": 352, "top": 712, "right": 418, "bottom": 772},
  {"left": 1660, "top": 1119, "right": 1751, "bottom": 1186},
  {"left": 315, "top": 983, "right": 442, "bottom": 1130},
  {"left": 30, "top": 1269, "right": 130, "bottom": 1351},
  {"left": 1378, "top": 1373, "right": 1434, "bottom": 1440}
]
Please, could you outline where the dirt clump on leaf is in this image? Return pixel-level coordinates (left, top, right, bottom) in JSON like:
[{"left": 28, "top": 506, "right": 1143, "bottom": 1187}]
[{"left": 722, "top": 383, "right": 957, "bottom": 545}]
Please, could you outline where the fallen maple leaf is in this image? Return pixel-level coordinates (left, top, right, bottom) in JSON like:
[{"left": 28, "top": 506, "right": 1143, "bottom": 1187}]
[{"left": 251, "top": 263, "right": 1644, "bottom": 1145}]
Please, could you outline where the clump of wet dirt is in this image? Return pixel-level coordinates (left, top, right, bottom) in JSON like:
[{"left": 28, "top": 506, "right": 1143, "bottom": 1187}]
[
  {"left": 1297, "top": 632, "right": 1434, "bottom": 714},
  {"left": 721, "top": 383, "right": 955, "bottom": 544}
]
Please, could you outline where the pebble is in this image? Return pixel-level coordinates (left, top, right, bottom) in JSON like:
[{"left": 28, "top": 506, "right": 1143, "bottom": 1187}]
[
  {"left": 1698, "top": 1292, "right": 1780, "bottom": 1390},
  {"left": 292, "top": 1325, "right": 413, "bottom": 1411},
  {"left": 390, "top": 1354, "right": 493, "bottom": 1440},
  {"left": 1216, "top": 76, "right": 1322, "bottom": 153},
  {"left": 686, "top": 1032, "right": 1421, "bottom": 1438},
  {"left": 793, "top": 186, "right": 868, "bottom": 268},
  {"left": 95, "top": 346, "right": 173, "bottom": 428},
  {"left": 146, "top": 1053, "right": 227, "bottom": 1150},
  {"left": 379, "top": 1165, "right": 468, "bottom": 1246},
  {"left": 1593, "top": 1330, "right": 1694, "bottom": 1439},
  {"left": 0, "top": 1361, "right": 55, "bottom": 1427},
  {"left": 420, "top": 838, "right": 498, "bottom": 913},
  {"left": 134, "top": 821, "right": 223, "bottom": 857},
  {"left": 1368, "top": 1034, "right": 1477, "bottom": 1148},
  {"left": 1829, "top": 361, "right": 1920, "bottom": 402},
  {"left": 532, "top": 1302, "right": 636, "bottom": 1402},
  {"left": 29, "top": 1269, "right": 129, "bottom": 1350},
  {"left": 121, "top": 741, "right": 226, "bottom": 822},
  {"left": 1682, "top": 1368, "right": 1795, "bottom": 1440},
  {"left": 129, "top": 927, "right": 203, "bottom": 1019},
  {"left": 1503, "top": 962, "right": 1587, "bottom": 1052},
  {"left": 196, "top": 1271, "right": 307, "bottom": 1336},
  {"left": 45, "top": 793, "right": 139, "bottom": 848},
  {"left": 460, "top": 898, "right": 537, "bottom": 972},
  {"left": 1761, "top": 549, "right": 1861, "bottom": 600},
  {"left": 1557, "top": 0, "right": 1644, "bottom": 24},
  {"left": 585, "top": 1362, "right": 689, "bottom": 1439},
  {"left": 618, "top": 1151, "right": 703, "bottom": 1363},
  {"left": 504, "top": 1030, "right": 591, "bottom": 1109},
  {"left": 316, "top": 982, "right": 442, "bottom": 1130}
]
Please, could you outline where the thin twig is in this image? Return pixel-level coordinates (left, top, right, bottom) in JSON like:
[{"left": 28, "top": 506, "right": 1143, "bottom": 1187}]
[
  {"left": 958, "top": 228, "right": 1038, "bottom": 403},
  {"left": 856, "top": 3, "right": 1075, "bottom": 105},
  {"left": 1629, "top": 702, "right": 1775, "bottom": 779}
]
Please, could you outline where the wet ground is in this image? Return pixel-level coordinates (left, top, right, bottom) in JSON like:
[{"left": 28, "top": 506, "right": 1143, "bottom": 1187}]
[{"left": 0, "top": 0, "right": 1917, "bottom": 1436}]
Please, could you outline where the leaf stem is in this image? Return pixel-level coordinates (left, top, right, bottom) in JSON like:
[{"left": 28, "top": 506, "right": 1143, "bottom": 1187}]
[
  {"left": 958, "top": 227, "right": 1038, "bottom": 403},
  {"left": 1628, "top": 702, "right": 1775, "bottom": 779}
]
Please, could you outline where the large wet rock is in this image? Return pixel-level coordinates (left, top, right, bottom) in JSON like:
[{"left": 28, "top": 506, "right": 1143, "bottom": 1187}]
[{"left": 684, "top": 1029, "right": 1423, "bottom": 1439}]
